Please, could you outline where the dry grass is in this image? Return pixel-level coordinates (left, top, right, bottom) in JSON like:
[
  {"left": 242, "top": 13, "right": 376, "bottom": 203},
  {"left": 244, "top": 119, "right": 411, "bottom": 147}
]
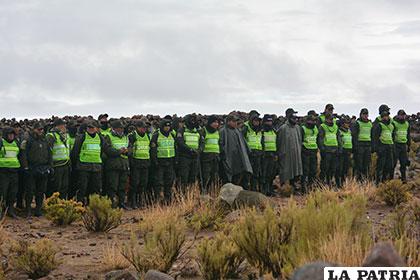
[
  {"left": 101, "top": 241, "right": 130, "bottom": 272},
  {"left": 338, "top": 178, "right": 378, "bottom": 203},
  {"left": 318, "top": 230, "right": 372, "bottom": 266}
]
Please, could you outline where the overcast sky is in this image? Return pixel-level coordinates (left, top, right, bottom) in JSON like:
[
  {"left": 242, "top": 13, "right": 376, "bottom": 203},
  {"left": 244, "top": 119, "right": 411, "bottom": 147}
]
[{"left": 1, "top": 0, "right": 420, "bottom": 119}]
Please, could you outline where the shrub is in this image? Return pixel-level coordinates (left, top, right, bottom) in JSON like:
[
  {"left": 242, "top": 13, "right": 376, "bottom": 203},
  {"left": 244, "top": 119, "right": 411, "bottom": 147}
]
[
  {"left": 338, "top": 179, "right": 378, "bottom": 203},
  {"left": 283, "top": 191, "right": 371, "bottom": 270},
  {"left": 197, "top": 232, "right": 245, "bottom": 280},
  {"left": 44, "top": 192, "right": 85, "bottom": 226},
  {"left": 11, "top": 239, "right": 61, "bottom": 279},
  {"left": 122, "top": 213, "right": 187, "bottom": 276},
  {"left": 101, "top": 241, "right": 130, "bottom": 271},
  {"left": 188, "top": 201, "right": 227, "bottom": 232},
  {"left": 378, "top": 179, "right": 412, "bottom": 207},
  {"left": 82, "top": 194, "right": 122, "bottom": 233},
  {"left": 232, "top": 206, "right": 294, "bottom": 279}
]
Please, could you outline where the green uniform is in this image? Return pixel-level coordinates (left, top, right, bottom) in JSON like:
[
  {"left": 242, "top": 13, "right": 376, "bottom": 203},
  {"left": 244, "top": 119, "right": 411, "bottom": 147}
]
[
  {"left": 151, "top": 130, "right": 176, "bottom": 202},
  {"left": 243, "top": 122, "right": 263, "bottom": 191},
  {"left": 129, "top": 131, "right": 151, "bottom": 207},
  {"left": 393, "top": 119, "right": 410, "bottom": 182},
  {"left": 73, "top": 132, "right": 104, "bottom": 204},
  {"left": 0, "top": 138, "right": 20, "bottom": 214},
  {"left": 301, "top": 125, "right": 318, "bottom": 190},
  {"left": 176, "top": 127, "right": 202, "bottom": 186},
  {"left": 352, "top": 120, "right": 372, "bottom": 181},
  {"left": 373, "top": 120, "right": 395, "bottom": 184},
  {"left": 337, "top": 128, "right": 352, "bottom": 187},
  {"left": 261, "top": 129, "right": 278, "bottom": 195},
  {"left": 319, "top": 123, "right": 339, "bottom": 186},
  {"left": 46, "top": 131, "right": 71, "bottom": 198},
  {"left": 201, "top": 127, "right": 220, "bottom": 193},
  {"left": 104, "top": 133, "right": 130, "bottom": 208}
]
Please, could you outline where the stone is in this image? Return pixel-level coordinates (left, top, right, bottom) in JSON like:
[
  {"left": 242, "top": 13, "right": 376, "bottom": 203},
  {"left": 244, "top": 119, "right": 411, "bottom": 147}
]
[
  {"left": 362, "top": 242, "right": 405, "bottom": 267},
  {"left": 233, "top": 190, "right": 271, "bottom": 209},
  {"left": 291, "top": 261, "right": 336, "bottom": 280},
  {"left": 219, "top": 183, "right": 243, "bottom": 206},
  {"left": 104, "top": 270, "right": 137, "bottom": 280},
  {"left": 144, "top": 270, "right": 174, "bottom": 280}
]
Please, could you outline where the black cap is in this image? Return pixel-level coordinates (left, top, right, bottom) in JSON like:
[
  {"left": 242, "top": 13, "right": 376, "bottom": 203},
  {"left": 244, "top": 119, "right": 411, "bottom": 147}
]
[
  {"left": 325, "top": 104, "right": 334, "bottom": 110},
  {"left": 285, "top": 108, "right": 298, "bottom": 117},
  {"left": 249, "top": 110, "right": 260, "bottom": 118},
  {"left": 380, "top": 110, "right": 390, "bottom": 117},
  {"left": 53, "top": 118, "right": 66, "bottom": 127},
  {"left": 134, "top": 120, "right": 146, "bottom": 128},
  {"left": 397, "top": 109, "right": 406, "bottom": 116},
  {"left": 379, "top": 104, "right": 390, "bottom": 114},
  {"left": 262, "top": 114, "right": 273, "bottom": 122},
  {"left": 111, "top": 120, "right": 124, "bottom": 129},
  {"left": 98, "top": 113, "right": 109, "bottom": 120},
  {"left": 226, "top": 114, "right": 240, "bottom": 122},
  {"left": 33, "top": 122, "right": 44, "bottom": 130},
  {"left": 360, "top": 108, "right": 369, "bottom": 115},
  {"left": 207, "top": 115, "right": 219, "bottom": 125},
  {"left": 307, "top": 110, "right": 318, "bottom": 117},
  {"left": 86, "top": 120, "right": 97, "bottom": 128}
]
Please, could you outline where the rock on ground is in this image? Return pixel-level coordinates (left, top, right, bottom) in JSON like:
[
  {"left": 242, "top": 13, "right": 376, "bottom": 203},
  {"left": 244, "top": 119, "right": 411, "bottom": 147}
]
[
  {"left": 104, "top": 270, "right": 137, "bottom": 280},
  {"left": 144, "top": 270, "right": 174, "bottom": 280},
  {"left": 362, "top": 242, "right": 405, "bottom": 267},
  {"left": 291, "top": 261, "right": 336, "bottom": 280}
]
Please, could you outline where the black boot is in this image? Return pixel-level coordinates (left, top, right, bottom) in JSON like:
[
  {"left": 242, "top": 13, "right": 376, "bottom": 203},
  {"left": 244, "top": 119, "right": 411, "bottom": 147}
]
[
  {"left": 7, "top": 205, "right": 18, "bottom": 219},
  {"left": 130, "top": 195, "right": 138, "bottom": 210},
  {"left": 34, "top": 196, "right": 43, "bottom": 217}
]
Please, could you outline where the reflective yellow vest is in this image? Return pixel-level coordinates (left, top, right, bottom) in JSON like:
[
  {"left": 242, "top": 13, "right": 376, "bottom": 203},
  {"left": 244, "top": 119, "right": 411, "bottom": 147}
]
[
  {"left": 157, "top": 132, "right": 175, "bottom": 158},
  {"left": 80, "top": 133, "right": 102, "bottom": 164},
  {"left": 0, "top": 140, "right": 20, "bottom": 168},
  {"left": 203, "top": 128, "right": 220, "bottom": 154},
  {"left": 133, "top": 132, "right": 150, "bottom": 160}
]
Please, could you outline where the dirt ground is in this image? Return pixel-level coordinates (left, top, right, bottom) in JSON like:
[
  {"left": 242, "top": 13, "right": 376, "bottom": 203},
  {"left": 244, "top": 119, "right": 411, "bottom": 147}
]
[{"left": 2, "top": 190, "right": 413, "bottom": 280}]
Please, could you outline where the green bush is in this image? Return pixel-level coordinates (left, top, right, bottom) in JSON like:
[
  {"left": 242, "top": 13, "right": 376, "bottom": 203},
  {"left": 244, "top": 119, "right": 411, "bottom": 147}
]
[
  {"left": 44, "top": 192, "right": 85, "bottom": 226},
  {"left": 197, "top": 232, "right": 244, "bottom": 280},
  {"left": 188, "top": 201, "right": 227, "bottom": 232},
  {"left": 121, "top": 213, "right": 187, "bottom": 276},
  {"left": 82, "top": 194, "right": 122, "bottom": 233},
  {"left": 378, "top": 179, "right": 412, "bottom": 207},
  {"left": 232, "top": 207, "right": 294, "bottom": 279},
  {"left": 11, "top": 239, "right": 61, "bottom": 279}
]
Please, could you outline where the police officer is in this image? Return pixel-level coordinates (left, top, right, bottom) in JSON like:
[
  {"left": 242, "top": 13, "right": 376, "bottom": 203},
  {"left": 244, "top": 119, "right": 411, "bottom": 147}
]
[
  {"left": 46, "top": 119, "right": 71, "bottom": 198},
  {"left": 393, "top": 110, "right": 411, "bottom": 183},
  {"left": 0, "top": 127, "right": 21, "bottom": 218},
  {"left": 20, "top": 122, "right": 53, "bottom": 217},
  {"left": 176, "top": 114, "right": 203, "bottom": 188},
  {"left": 242, "top": 113, "right": 263, "bottom": 191},
  {"left": 104, "top": 120, "right": 130, "bottom": 209},
  {"left": 301, "top": 113, "right": 319, "bottom": 192},
  {"left": 200, "top": 115, "right": 220, "bottom": 194},
  {"left": 98, "top": 114, "right": 111, "bottom": 136},
  {"left": 72, "top": 120, "right": 105, "bottom": 204},
  {"left": 337, "top": 116, "right": 353, "bottom": 187},
  {"left": 319, "top": 104, "right": 336, "bottom": 124},
  {"left": 318, "top": 113, "right": 340, "bottom": 186},
  {"left": 373, "top": 110, "right": 395, "bottom": 184},
  {"left": 351, "top": 108, "right": 373, "bottom": 181},
  {"left": 128, "top": 120, "right": 151, "bottom": 208},
  {"left": 261, "top": 114, "right": 279, "bottom": 196},
  {"left": 150, "top": 118, "right": 176, "bottom": 203}
]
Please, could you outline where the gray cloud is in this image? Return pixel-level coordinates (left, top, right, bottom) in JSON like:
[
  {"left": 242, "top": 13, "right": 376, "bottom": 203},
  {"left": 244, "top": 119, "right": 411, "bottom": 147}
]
[{"left": 1, "top": 0, "right": 420, "bottom": 118}]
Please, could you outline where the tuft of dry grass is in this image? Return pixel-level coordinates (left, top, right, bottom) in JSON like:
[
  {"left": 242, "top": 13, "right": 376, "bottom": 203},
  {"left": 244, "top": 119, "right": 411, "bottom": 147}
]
[
  {"left": 338, "top": 178, "right": 378, "bottom": 203},
  {"left": 318, "top": 230, "right": 372, "bottom": 266},
  {"left": 101, "top": 241, "right": 130, "bottom": 272},
  {"left": 378, "top": 179, "right": 412, "bottom": 207}
]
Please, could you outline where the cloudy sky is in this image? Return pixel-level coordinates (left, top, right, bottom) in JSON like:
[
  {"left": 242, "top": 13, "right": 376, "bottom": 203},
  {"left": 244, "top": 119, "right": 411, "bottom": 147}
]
[{"left": 1, "top": 0, "right": 420, "bottom": 118}]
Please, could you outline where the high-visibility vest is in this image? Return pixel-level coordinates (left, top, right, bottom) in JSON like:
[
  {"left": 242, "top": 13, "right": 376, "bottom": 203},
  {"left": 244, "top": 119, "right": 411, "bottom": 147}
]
[
  {"left": 80, "top": 133, "right": 102, "bottom": 164},
  {"left": 109, "top": 134, "right": 129, "bottom": 159},
  {"left": 157, "top": 132, "right": 175, "bottom": 158},
  {"left": 183, "top": 129, "right": 200, "bottom": 150},
  {"left": 263, "top": 130, "right": 277, "bottom": 152},
  {"left": 340, "top": 130, "right": 352, "bottom": 150},
  {"left": 321, "top": 123, "right": 338, "bottom": 147},
  {"left": 379, "top": 122, "right": 394, "bottom": 145},
  {"left": 203, "top": 128, "right": 220, "bottom": 154},
  {"left": 302, "top": 125, "right": 318, "bottom": 150},
  {"left": 245, "top": 123, "right": 262, "bottom": 151},
  {"left": 48, "top": 132, "right": 70, "bottom": 163},
  {"left": 320, "top": 114, "right": 337, "bottom": 124},
  {"left": 0, "top": 140, "right": 20, "bottom": 168},
  {"left": 393, "top": 120, "right": 409, "bottom": 144},
  {"left": 357, "top": 120, "right": 372, "bottom": 142},
  {"left": 133, "top": 132, "right": 150, "bottom": 160},
  {"left": 100, "top": 128, "right": 111, "bottom": 137},
  {"left": 68, "top": 136, "right": 75, "bottom": 151}
]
